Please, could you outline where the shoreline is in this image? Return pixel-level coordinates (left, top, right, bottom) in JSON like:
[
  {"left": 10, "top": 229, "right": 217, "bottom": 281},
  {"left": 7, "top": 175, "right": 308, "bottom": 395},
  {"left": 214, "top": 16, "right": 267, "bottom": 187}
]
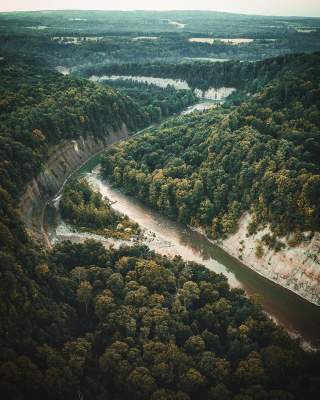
[
  {"left": 190, "top": 225, "right": 320, "bottom": 308},
  {"left": 19, "top": 116, "right": 320, "bottom": 335},
  {"left": 42, "top": 166, "right": 320, "bottom": 347},
  {"left": 19, "top": 126, "right": 131, "bottom": 246}
]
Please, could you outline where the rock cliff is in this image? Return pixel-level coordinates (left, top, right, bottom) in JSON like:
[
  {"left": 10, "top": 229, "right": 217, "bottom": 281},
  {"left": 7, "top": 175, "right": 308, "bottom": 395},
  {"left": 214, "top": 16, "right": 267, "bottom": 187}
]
[
  {"left": 19, "top": 125, "right": 129, "bottom": 245},
  {"left": 220, "top": 213, "right": 320, "bottom": 305}
]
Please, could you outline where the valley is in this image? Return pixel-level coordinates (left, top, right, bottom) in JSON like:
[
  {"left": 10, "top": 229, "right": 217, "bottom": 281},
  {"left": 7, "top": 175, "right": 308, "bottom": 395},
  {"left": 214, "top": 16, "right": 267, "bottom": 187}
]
[
  {"left": 0, "top": 7, "right": 320, "bottom": 400},
  {"left": 43, "top": 151, "right": 320, "bottom": 348}
]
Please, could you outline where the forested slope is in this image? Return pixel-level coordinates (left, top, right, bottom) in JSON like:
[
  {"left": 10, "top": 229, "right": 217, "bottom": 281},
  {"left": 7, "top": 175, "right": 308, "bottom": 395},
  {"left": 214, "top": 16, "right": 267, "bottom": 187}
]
[
  {"left": 99, "top": 79, "right": 197, "bottom": 122},
  {"left": 0, "top": 55, "right": 197, "bottom": 200},
  {"left": 1, "top": 236, "right": 320, "bottom": 400},
  {"left": 101, "top": 52, "right": 320, "bottom": 242},
  {"left": 1, "top": 52, "right": 320, "bottom": 399},
  {"left": 1, "top": 10, "right": 320, "bottom": 66},
  {"left": 0, "top": 56, "right": 149, "bottom": 199},
  {"left": 79, "top": 52, "right": 319, "bottom": 92}
]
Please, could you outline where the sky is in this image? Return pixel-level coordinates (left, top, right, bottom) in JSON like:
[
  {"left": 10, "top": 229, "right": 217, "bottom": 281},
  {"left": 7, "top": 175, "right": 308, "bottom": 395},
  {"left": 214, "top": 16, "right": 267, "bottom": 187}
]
[{"left": 1, "top": 1, "right": 320, "bottom": 17}]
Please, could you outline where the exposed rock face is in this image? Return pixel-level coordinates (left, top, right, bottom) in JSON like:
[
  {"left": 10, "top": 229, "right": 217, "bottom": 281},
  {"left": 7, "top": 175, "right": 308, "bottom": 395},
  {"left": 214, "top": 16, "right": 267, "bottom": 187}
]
[
  {"left": 90, "top": 75, "right": 236, "bottom": 101},
  {"left": 220, "top": 213, "right": 320, "bottom": 306},
  {"left": 19, "top": 125, "right": 129, "bottom": 245},
  {"left": 19, "top": 126, "right": 320, "bottom": 306}
]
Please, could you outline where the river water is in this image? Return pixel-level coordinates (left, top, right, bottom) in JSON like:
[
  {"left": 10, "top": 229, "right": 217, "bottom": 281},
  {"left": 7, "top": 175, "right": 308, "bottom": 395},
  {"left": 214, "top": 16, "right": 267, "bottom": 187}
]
[{"left": 45, "top": 152, "right": 320, "bottom": 348}]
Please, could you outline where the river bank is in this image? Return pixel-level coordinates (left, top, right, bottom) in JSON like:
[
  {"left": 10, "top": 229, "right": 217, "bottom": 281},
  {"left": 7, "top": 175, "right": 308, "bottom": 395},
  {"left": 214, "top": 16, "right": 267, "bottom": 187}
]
[
  {"left": 19, "top": 125, "right": 130, "bottom": 245},
  {"left": 190, "top": 223, "right": 320, "bottom": 307},
  {"left": 44, "top": 164, "right": 320, "bottom": 348},
  {"left": 220, "top": 214, "right": 320, "bottom": 306},
  {"left": 18, "top": 107, "right": 320, "bottom": 347},
  {"left": 19, "top": 103, "right": 215, "bottom": 245}
]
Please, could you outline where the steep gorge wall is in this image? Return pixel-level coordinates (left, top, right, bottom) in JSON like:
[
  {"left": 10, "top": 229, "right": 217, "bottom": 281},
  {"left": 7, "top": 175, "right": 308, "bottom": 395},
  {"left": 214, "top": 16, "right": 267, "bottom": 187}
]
[
  {"left": 19, "top": 125, "right": 129, "bottom": 245},
  {"left": 220, "top": 213, "right": 320, "bottom": 306},
  {"left": 18, "top": 126, "right": 320, "bottom": 306}
]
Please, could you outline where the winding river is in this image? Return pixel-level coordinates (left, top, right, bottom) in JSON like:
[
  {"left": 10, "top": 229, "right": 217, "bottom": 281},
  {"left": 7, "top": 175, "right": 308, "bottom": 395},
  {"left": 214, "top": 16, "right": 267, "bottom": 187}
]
[{"left": 44, "top": 149, "right": 320, "bottom": 348}]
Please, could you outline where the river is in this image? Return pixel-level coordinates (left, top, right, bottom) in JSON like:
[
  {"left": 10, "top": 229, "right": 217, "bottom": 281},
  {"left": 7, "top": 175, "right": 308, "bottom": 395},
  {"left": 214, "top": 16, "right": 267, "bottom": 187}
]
[{"left": 44, "top": 150, "right": 320, "bottom": 348}]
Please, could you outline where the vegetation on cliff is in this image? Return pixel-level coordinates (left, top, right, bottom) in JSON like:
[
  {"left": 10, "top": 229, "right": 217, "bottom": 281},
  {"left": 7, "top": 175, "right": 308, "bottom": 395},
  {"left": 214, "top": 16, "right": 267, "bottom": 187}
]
[
  {"left": 0, "top": 48, "right": 320, "bottom": 399},
  {"left": 0, "top": 56, "right": 147, "bottom": 199},
  {"left": 0, "top": 55, "right": 196, "bottom": 200},
  {"left": 101, "top": 53, "right": 320, "bottom": 244}
]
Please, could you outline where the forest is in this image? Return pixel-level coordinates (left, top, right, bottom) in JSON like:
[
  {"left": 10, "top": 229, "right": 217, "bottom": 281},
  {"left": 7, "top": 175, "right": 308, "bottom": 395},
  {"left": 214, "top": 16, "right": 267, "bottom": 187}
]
[
  {"left": 100, "top": 80, "right": 197, "bottom": 122},
  {"left": 0, "top": 55, "right": 142, "bottom": 198},
  {"left": 0, "top": 8, "right": 320, "bottom": 399},
  {"left": 101, "top": 52, "right": 320, "bottom": 246},
  {"left": 1, "top": 10, "right": 320, "bottom": 67},
  {"left": 1, "top": 237, "right": 320, "bottom": 400},
  {"left": 2, "top": 32, "right": 320, "bottom": 67},
  {"left": 0, "top": 54, "right": 197, "bottom": 199},
  {"left": 60, "top": 178, "right": 141, "bottom": 239},
  {"left": 80, "top": 52, "right": 319, "bottom": 92}
]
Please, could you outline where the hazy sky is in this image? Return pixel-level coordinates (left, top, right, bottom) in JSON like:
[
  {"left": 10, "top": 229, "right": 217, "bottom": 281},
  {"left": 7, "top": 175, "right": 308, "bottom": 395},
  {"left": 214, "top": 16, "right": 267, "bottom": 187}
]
[{"left": 1, "top": 1, "right": 320, "bottom": 17}]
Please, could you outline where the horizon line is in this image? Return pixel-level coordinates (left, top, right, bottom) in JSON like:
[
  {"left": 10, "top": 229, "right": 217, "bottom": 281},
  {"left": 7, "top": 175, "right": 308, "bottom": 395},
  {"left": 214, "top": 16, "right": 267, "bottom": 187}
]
[{"left": 0, "top": 8, "right": 320, "bottom": 19}]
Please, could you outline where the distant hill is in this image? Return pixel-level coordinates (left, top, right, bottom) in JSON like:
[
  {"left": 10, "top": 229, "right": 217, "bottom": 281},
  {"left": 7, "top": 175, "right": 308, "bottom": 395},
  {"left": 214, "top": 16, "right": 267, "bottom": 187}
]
[{"left": 0, "top": 10, "right": 320, "bottom": 65}]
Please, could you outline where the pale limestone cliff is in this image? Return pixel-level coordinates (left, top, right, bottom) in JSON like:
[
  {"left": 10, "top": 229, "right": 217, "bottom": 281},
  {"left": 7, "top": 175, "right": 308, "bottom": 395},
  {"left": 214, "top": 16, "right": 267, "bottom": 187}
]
[
  {"left": 19, "top": 125, "right": 129, "bottom": 245},
  {"left": 220, "top": 213, "right": 320, "bottom": 305},
  {"left": 18, "top": 126, "right": 320, "bottom": 306}
]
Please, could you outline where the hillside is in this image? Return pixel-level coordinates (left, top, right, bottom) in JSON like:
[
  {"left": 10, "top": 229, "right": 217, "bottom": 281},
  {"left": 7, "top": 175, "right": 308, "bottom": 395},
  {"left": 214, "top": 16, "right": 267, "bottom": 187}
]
[
  {"left": 0, "top": 56, "right": 148, "bottom": 197},
  {"left": 100, "top": 53, "right": 320, "bottom": 303},
  {"left": 102, "top": 53, "right": 320, "bottom": 237},
  {"left": 0, "top": 48, "right": 320, "bottom": 399},
  {"left": 1, "top": 10, "right": 320, "bottom": 66}
]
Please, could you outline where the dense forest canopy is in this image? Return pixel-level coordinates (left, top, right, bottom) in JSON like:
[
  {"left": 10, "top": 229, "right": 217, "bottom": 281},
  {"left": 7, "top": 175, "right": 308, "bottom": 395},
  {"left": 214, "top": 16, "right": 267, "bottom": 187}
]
[
  {"left": 0, "top": 10, "right": 320, "bottom": 66},
  {"left": 1, "top": 10, "right": 320, "bottom": 35},
  {"left": 101, "top": 52, "right": 320, "bottom": 244},
  {"left": 0, "top": 9, "right": 320, "bottom": 398},
  {"left": 59, "top": 178, "right": 141, "bottom": 239},
  {"left": 79, "top": 52, "right": 320, "bottom": 92},
  {"left": 2, "top": 238, "right": 320, "bottom": 400}
]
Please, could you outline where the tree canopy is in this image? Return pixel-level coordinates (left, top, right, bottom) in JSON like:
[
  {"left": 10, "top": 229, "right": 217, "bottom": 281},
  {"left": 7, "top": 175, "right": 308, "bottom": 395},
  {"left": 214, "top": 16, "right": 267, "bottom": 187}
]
[
  {"left": 101, "top": 53, "right": 320, "bottom": 244},
  {"left": 0, "top": 50, "right": 319, "bottom": 400}
]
